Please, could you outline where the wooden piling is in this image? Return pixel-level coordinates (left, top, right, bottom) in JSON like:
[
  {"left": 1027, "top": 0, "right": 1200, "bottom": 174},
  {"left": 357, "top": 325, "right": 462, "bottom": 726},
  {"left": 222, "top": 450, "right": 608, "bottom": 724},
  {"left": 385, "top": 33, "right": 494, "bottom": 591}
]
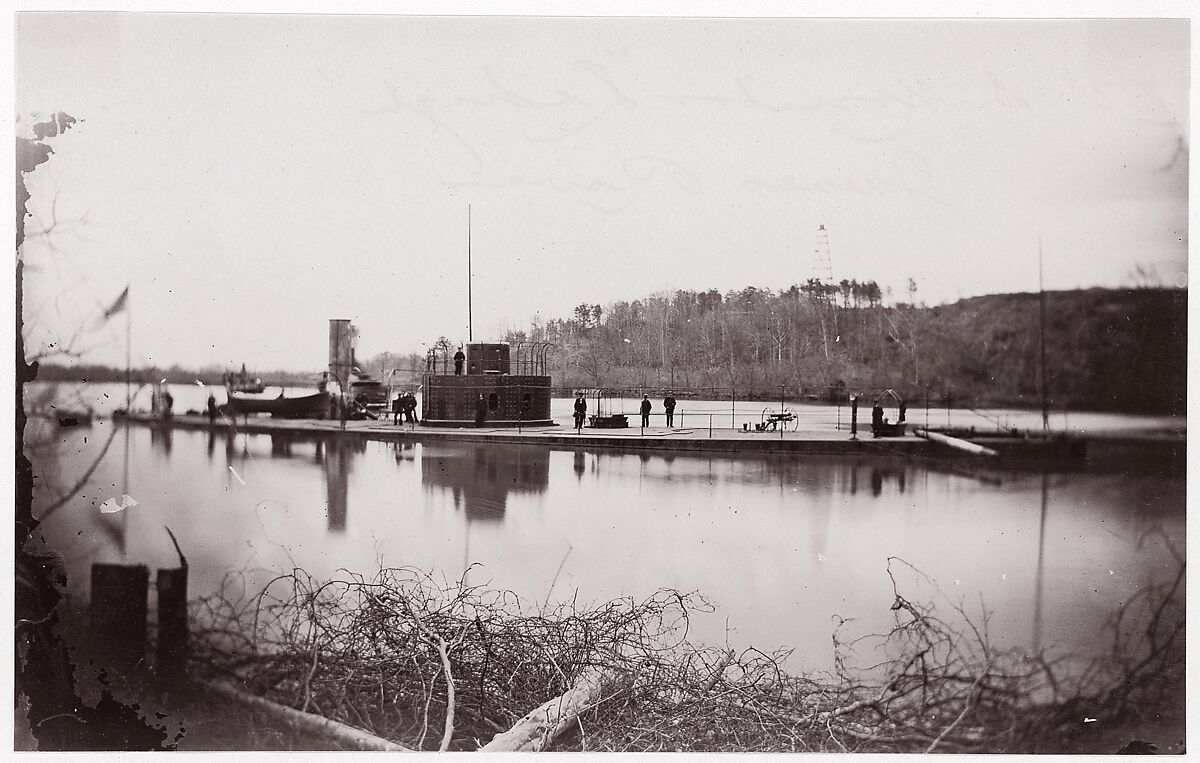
[
  {"left": 155, "top": 566, "right": 188, "bottom": 678},
  {"left": 89, "top": 563, "right": 149, "bottom": 668}
]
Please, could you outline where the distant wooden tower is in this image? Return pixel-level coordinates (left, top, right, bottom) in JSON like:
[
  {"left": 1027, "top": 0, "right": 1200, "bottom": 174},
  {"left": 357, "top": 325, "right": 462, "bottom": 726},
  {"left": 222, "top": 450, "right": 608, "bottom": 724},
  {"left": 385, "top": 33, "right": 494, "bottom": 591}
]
[
  {"left": 812, "top": 224, "right": 833, "bottom": 285},
  {"left": 421, "top": 342, "right": 555, "bottom": 427}
]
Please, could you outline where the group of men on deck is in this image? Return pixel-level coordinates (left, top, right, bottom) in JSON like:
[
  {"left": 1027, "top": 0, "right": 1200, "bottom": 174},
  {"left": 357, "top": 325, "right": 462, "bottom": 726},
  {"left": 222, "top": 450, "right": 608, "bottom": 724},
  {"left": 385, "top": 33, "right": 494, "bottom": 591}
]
[{"left": 392, "top": 391, "right": 419, "bottom": 424}]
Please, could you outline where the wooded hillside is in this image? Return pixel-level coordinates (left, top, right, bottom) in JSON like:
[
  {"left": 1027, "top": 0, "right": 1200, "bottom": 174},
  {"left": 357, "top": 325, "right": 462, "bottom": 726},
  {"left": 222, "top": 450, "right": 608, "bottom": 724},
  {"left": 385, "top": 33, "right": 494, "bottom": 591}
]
[{"left": 510, "top": 285, "right": 1185, "bottom": 414}]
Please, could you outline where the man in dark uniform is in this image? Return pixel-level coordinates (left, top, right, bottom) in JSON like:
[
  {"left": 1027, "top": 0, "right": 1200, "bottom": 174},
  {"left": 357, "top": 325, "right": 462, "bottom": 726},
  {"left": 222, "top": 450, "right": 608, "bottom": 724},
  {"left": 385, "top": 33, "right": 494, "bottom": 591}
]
[
  {"left": 871, "top": 402, "right": 884, "bottom": 437},
  {"left": 573, "top": 395, "right": 587, "bottom": 430},
  {"left": 392, "top": 394, "right": 403, "bottom": 425},
  {"left": 454, "top": 347, "right": 466, "bottom": 375},
  {"left": 404, "top": 391, "right": 418, "bottom": 423},
  {"left": 663, "top": 392, "right": 677, "bottom": 428},
  {"left": 640, "top": 395, "right": 652, "bottom": 428}
]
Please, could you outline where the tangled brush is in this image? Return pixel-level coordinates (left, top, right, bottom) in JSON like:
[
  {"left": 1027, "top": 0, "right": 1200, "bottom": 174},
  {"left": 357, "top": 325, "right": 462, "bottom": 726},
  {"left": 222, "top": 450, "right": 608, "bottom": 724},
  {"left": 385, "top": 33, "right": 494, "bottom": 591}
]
[{"left": 189, "top": 557, "right": 1183, "bottom": 752}]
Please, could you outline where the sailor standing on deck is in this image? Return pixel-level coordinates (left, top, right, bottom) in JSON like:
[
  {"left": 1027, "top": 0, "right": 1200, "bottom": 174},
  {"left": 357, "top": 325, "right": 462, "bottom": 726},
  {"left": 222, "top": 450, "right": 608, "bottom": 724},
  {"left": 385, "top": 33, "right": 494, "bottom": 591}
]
[
  {"left": 640, "top": 395, "right": 652, "bottom": 428},
  {"left": 573, "top": 395, "right": 587, "bottom": 430},
  {"left": 663, "top": 393, "right": 677, "bottom": 428},
  {"left": 392, "top": 394, "right": 403, "bottom": 425}
]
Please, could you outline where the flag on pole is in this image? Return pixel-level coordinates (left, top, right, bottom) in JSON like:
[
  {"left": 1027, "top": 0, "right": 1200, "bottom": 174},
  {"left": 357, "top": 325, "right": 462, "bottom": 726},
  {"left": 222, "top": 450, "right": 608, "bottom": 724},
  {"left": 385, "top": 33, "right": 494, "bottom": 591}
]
[{"left": 103, "top": 286, "right": 129, "bottom": 320}]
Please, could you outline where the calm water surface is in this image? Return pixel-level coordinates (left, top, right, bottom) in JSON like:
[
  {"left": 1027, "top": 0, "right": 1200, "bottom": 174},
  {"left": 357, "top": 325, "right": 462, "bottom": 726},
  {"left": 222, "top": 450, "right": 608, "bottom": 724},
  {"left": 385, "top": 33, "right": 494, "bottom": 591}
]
[{"left": 26, "top": 403, "right": 1183, "bottom": 672}]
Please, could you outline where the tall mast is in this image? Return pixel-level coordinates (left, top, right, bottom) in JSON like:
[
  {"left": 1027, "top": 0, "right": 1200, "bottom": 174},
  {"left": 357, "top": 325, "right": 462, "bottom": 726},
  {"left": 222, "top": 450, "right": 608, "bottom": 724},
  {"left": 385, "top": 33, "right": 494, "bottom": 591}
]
[
  {"left": 1038, "top": 236, "right": 1049, "bottom": 437},
  {"left": 125, "top": 294, "right": 132, "bottom": 413},
  {"left": 468, "top": 204, "right": 473, "bottom": 343},
  {"left": 122, "top": 292, "right": 131, "bottom": 559}
]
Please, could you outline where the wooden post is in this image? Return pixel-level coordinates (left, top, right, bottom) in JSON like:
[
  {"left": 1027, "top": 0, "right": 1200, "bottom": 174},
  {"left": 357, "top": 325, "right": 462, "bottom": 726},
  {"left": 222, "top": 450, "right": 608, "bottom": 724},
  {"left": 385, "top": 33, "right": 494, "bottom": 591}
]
[
  {"left": 90, "top": 563, "right": 149, "bottom": 669},
  {"left": 155, "top": 567, "right": 188, "bottom": 679}
]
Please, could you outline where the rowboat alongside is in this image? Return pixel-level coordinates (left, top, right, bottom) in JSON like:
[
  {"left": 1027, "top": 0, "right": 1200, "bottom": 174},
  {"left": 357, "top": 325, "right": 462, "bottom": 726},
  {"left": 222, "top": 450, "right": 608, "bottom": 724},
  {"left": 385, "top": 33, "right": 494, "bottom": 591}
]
[{"left": 223, "top": 391, "right": 330, "bottom": 419}]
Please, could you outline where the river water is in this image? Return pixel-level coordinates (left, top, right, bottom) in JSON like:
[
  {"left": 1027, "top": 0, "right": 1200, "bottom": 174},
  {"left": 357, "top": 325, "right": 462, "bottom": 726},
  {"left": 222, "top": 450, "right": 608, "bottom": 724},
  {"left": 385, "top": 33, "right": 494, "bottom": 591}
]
[{"left": 23, "top": 382, "right": 1185, "bottom": 672}]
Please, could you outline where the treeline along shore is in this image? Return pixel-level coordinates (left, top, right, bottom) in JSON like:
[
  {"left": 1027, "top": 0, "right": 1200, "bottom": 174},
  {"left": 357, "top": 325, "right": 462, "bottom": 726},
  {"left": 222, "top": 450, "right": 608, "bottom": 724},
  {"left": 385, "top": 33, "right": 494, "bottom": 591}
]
[
  {"left": 513, "top": 285, "right": 1186, "bottom": 415},
  {"left": 37, "top": 286, "right": 1185, "bottom": 415}
]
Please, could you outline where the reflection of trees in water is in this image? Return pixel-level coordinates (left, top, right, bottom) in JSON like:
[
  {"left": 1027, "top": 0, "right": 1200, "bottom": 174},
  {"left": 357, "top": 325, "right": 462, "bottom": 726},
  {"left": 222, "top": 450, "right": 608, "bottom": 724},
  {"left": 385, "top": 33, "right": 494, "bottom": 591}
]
[{"left": 422, "top": 445, "right": 550, "bottom": 523}]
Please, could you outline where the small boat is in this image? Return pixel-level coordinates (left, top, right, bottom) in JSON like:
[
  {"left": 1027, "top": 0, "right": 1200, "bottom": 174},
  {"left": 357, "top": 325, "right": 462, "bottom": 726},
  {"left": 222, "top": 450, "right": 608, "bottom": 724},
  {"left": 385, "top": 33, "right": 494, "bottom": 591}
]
[
  {"left": 55, "top": 408, "right": 94, "bottom": 428},
  {"left": 224, "top": 364, "right": 266, "bottom": 394},
  {"left": 223, "top": 391, "right": 330, "bottom": 419}
]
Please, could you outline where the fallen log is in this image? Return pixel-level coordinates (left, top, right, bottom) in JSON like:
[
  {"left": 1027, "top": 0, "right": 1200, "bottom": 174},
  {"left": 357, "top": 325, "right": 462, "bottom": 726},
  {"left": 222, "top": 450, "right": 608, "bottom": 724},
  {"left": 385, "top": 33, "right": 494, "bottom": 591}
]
[
  {"left": 915, "top": 428, "right": 1000, "bottom": 458},
  {"left": 196, "top": 678, "right": 413, "bottom": 752},
  {"left": 481, "top": 662, "right": 632, "bottom": 751}
]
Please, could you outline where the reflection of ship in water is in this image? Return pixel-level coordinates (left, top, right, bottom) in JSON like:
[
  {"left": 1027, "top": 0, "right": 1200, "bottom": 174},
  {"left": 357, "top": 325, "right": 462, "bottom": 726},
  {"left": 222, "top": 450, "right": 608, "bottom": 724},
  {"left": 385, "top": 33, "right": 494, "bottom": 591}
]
[
  {"left": 322, "top": 438, "right": 364, "bottom": 532},
  {"left": 869, "top": 464, "right": 907, "bottom": 497},
  {"left": 271, "top": 434, "right": 294, "bottom": 457},
  {"left": 838, "top": 458, "right": 909, "bottom": 498},
  {"left": 208, "top": 429, "right": 362, "bottom": 532},
  {"left": 149, "top": 421, "right": 173, "bottom": 455},
  {"left": 392, "top": 441, "right": 416, "bottom": 463},
  {"left": 263, "top": 433, "right": 363, "bottom": 532},
  {"left": 421, "top": 444, "right": 549, "bottom": 523}
]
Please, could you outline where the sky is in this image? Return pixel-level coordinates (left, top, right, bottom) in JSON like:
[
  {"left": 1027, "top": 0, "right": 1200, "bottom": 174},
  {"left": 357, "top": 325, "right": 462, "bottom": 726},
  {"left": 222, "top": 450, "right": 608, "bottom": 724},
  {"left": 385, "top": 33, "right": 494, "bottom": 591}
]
[{"left": 15, "top": 10, "right": 1189, "bottom": 372}]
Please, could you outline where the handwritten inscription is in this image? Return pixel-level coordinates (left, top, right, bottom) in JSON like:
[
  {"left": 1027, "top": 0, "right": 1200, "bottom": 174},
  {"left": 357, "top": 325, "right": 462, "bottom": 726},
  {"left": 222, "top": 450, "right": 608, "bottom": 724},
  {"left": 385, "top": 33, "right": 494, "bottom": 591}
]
[{"left": 373, "top": 58, "right": 994, "bottom": 225}]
